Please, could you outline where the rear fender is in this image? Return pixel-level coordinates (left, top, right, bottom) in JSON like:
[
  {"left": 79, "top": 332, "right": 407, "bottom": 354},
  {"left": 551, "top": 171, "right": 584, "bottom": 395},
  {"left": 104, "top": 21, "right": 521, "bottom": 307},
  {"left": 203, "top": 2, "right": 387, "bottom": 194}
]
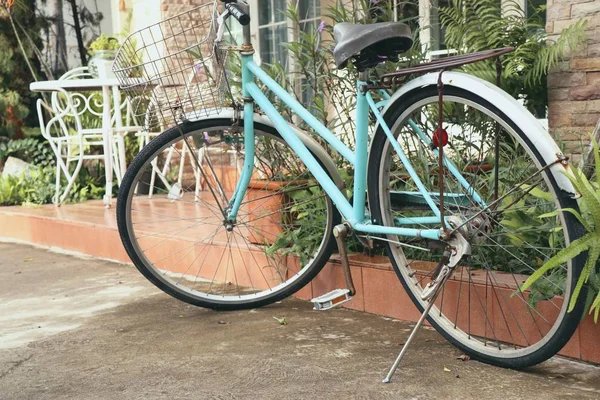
[{"left": 372, "top": 72, "right": 575, "bottom": 196}]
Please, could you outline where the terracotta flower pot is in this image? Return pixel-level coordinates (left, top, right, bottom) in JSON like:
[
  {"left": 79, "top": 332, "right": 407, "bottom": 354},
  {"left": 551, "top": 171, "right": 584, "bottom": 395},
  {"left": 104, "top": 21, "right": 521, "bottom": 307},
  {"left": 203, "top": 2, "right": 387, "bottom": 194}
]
[
  {"left": 245, "top": 179, "right": 287, "bottom": 245},
  {"left": 245, "top": 179, "right": 308, "bottom": 245},
  {"left": 463, "top": 163, "right": 493, "bottom": 174}
]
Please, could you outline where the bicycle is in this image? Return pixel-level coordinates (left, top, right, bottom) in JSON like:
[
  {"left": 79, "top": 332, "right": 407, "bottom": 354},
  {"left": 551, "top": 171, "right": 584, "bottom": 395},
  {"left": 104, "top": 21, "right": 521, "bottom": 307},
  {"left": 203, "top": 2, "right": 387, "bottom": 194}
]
[{"left": 113, "top": 0, "right": 587, "bottom": 380}]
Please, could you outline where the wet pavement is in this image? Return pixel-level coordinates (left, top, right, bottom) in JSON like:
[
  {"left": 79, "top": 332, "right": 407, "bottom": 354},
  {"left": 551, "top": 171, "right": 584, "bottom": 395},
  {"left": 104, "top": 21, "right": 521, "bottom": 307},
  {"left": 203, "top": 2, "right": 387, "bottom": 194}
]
[{"left": 1, "top": 242, "right": 599, "bottom": 399}]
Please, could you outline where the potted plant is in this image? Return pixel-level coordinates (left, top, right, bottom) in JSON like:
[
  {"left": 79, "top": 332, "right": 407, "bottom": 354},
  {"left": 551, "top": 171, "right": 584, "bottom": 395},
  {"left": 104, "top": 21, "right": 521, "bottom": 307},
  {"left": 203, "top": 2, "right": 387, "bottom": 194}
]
[
  {"left": 88, "top": 34, "right": 120, "bottom": 78},
  {"left": 245, "top": 176, "right": 315, "bottom": 246}
]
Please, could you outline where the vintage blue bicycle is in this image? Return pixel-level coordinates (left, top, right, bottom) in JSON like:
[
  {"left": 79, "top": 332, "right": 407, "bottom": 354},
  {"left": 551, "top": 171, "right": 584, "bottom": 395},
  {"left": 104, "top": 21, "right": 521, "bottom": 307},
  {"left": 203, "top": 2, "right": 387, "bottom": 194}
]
[{"left": 113, "top": 0, "right": 586, "bottom": 378}]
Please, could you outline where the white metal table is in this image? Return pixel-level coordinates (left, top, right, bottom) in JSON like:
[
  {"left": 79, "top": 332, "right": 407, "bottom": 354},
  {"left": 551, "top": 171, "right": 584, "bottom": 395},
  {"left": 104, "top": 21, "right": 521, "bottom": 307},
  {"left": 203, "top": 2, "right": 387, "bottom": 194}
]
[{"left": 30, "top": 78, "right": 133, "bottom": 207}]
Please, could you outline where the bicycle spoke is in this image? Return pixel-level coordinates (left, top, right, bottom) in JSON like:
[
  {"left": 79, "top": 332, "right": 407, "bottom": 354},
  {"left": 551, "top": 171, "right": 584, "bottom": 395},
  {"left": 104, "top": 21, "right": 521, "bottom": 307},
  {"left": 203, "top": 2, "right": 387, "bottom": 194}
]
[
  {"left": 376, "top": 91, "right": 578, "bottom": 363},
  {"left": 121, "top": 124, "right": 334, "bottom": 308}
]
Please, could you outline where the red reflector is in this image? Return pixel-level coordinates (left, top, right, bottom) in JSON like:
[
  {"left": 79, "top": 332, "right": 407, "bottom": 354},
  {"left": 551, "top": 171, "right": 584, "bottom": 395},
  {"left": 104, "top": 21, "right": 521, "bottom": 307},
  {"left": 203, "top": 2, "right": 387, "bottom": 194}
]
[{"left": 432, "top": 128, "right": 448, "bottom": 148}]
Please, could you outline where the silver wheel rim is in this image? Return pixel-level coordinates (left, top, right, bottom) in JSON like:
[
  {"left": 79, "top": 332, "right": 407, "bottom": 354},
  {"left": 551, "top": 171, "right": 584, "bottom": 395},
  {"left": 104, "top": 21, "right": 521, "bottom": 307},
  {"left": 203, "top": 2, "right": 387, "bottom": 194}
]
[
  {"left": 124, "top": 125, "right": 334, "bottom": 304},
  {"left": 378, "top": 95, "right": 573, "bottom": 358}
]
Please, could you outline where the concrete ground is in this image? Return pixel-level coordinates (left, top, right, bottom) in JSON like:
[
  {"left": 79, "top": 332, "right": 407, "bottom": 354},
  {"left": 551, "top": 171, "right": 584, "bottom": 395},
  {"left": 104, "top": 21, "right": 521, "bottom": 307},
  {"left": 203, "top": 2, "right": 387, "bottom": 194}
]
[{"left": 1, "top": 243, "right": 600, "bottom": 400}]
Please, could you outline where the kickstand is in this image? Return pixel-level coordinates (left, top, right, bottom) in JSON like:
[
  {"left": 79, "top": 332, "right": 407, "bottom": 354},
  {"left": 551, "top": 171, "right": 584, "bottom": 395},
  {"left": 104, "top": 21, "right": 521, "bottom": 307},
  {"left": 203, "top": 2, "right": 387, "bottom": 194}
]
[
  {"left": 382, "top": 252, "right": 451, "bottom": 383},
  {"left": 383, "top": 233, "right": 471, "bottom": 383}
]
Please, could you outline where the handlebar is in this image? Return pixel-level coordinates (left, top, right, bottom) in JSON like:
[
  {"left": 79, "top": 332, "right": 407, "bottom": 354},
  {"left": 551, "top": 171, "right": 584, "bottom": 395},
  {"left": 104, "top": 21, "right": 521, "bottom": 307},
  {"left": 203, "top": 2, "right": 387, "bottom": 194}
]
[{"left": 224, "top": 2, "right": 250, "bottom": 26}]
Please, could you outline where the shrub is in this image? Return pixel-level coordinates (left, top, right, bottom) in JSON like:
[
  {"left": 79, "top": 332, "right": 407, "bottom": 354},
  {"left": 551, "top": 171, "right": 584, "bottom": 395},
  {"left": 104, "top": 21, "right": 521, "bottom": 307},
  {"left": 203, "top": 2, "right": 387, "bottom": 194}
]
[
  {"left": 521, "top": 139, "right": 600, "bottom": 322},
  {"left": 0, "top": 163, "right": 106, "bottom": 206},
  {"left": 440, "top": 0, "right": 588, "bottom": 117},
  {"left": 0, "top": 137, "right": 54, "bottom": 167}
]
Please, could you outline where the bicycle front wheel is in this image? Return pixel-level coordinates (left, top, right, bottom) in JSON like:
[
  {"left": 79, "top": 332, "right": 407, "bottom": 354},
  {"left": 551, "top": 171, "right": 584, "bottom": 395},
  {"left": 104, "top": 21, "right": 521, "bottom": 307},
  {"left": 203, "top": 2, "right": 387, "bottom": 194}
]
[
  {"left": 117, "top": 118, "right": 339, "bottom": 310},
  {"left": 368, "top": 86, "right": 585, "bottom": 368}
]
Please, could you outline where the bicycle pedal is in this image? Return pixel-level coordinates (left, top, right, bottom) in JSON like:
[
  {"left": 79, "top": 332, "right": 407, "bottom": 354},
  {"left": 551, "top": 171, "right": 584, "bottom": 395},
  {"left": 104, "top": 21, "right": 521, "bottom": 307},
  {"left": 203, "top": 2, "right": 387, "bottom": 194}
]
[{"left": 311, "top": 288, "right": 353, "bottom": 311}]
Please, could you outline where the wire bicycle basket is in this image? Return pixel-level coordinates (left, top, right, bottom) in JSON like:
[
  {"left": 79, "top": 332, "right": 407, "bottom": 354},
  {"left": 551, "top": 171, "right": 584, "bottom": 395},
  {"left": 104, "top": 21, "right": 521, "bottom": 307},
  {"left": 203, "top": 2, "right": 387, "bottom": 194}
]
[{"left": 113, "top": 1, "right": 235, "bottom": 132}]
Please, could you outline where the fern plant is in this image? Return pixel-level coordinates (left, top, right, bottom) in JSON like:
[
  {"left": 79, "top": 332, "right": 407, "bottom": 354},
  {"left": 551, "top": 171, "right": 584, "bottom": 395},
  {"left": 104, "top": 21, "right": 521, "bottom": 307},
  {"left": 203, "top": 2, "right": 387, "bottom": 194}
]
[
  {"left": 521, "top": 139, "right": 600, "bottom": 322},
  {"left": 440, "top": 0, "right": 587, "bottom": 117}
]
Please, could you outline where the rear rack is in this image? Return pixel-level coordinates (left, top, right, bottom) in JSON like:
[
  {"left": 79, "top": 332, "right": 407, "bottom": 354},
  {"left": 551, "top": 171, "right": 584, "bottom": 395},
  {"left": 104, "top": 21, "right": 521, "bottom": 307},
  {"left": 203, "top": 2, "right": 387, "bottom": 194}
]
[{"left": 364, "top": 47, "right": 514, "bottom": 90}]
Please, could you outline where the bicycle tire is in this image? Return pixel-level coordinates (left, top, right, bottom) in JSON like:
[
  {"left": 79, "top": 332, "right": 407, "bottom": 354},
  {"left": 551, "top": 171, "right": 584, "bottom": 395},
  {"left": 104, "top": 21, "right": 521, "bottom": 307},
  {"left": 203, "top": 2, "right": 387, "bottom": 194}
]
[
  {"left": 117, "top": 118, "right": 340, "bottom": 310},
  {"left": 367, "top": 86, "right": 586, "bottom": 368}
]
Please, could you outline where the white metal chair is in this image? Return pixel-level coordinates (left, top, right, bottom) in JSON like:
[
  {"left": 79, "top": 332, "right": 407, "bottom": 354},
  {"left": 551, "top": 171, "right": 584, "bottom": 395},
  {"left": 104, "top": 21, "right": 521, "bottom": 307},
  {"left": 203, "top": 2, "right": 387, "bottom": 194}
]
[
  {"left": 111, "top": 86, "right": 145, "bottom": 185},
  {"left": 56, "top": 67, "right": 145, "bottom": 186},
  {"left": 37, "top": 89, "right": 107, "bottom": 205},
  {"left": 36, "top": 67, "right": 140, "bottom": 204},
  {"left": 135, "top": 87, "right": 207, "bottom": 201}
]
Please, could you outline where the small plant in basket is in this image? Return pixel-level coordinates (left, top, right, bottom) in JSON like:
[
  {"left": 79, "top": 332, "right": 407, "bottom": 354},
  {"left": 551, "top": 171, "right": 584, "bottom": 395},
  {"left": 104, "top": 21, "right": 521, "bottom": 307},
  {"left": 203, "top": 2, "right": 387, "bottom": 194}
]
[
  {"left": 88, "top": 34, "right": 120, "bottom": 56},
  {"left": 185, "top": 44, "right": 239, "bottom": 108},
  {"left": 88, "top": 34, "right": 120, "bottom": 78}
]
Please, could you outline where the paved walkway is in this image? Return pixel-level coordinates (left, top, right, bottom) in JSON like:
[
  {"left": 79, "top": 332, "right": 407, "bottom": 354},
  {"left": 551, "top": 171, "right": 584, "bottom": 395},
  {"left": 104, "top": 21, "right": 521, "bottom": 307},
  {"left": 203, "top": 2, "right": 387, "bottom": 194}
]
[{"left": 1, "top": 243, "right": 599, "bottom": 399}]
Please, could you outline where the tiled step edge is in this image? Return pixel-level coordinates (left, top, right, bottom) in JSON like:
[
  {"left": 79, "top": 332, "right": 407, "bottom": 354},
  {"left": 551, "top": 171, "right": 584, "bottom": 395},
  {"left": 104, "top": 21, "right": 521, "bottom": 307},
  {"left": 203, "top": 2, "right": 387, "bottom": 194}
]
[{"left": 0, "top": 210, "right": 595, "bottom": 364}]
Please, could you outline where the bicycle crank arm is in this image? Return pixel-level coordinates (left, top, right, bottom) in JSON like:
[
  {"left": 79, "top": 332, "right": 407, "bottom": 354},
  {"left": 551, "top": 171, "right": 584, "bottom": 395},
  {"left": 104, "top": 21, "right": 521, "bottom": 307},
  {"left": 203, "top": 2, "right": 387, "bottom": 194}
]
[{"left": 311, "top": 223, "right": 356, "bottom": 311}]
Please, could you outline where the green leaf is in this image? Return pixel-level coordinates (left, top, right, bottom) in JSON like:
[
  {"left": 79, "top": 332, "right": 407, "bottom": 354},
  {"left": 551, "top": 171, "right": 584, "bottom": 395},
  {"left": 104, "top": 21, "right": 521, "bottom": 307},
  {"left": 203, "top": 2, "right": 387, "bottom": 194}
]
[
  {"left": 561, "top": 207, "right": 592, "bottom": 232},
  {"left": 588, "top": 268, "right": 600, "bottom": 320},
  {"left": 569, "top": 243, "right": 600, "bottom": 312},
  {"left": 592, "top": 136, "right": 600, "bottom": 189},
  {"left": 582, "top": 285, "right": 596, "bottom": 321},
  {"left": 185, "top": 46, "right": 203, "bottom": 59},
  {"left": 523, "top": 185, "right": 554, "bottom": 202},
  {"left": 520, "top": 234, "right": 593, "bottom": 293},
  {"left": 538, "top": 210, "right": 559, "bottom": 219},
  {"left": 540, "top": 207, "right": 591, "bottom": 232},
  {"left": 571, "top": 169, "right": 600, "bottom": 230}
]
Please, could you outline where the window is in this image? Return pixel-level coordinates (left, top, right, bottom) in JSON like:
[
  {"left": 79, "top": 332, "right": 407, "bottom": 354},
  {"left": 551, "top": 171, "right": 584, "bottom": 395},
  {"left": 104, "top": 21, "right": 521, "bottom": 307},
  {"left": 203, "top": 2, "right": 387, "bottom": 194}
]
[
  {"left": 298, "top": 0, "right": 321, "bottom": 32},
  {"left": 392, "top": 0, "right": 419, "bottom": 27},
  {"left": 247, "top": 1, "right": 322, "bottom": 106},
  {"left": 415, "top": 0, "right": 454, "bottom": 59},
  {"left": 248, "top": 0, "right": 321, "bottom": 68},
  {"left": 526, "top": 0, "right": 546, "bottom": 21},
  {"left": 296, "top": 0, "right": 321, "bottom": 106},
  {"left": 417, "top": 0, "right": 546, "bottom": 59},
  {"left": 220, "top": 1, "right": 322, "bottom": 107},
  {"left": 257, "top": 0, "right": 289, "bottom": 66},
  {"left": 428, "top": 0, "right": 451, "bottom": 53}
]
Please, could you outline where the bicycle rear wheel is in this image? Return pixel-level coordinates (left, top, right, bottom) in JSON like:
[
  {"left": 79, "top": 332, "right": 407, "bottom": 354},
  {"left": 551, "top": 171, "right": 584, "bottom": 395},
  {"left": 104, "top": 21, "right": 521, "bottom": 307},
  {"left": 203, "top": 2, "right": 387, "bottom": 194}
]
[
  {"left": 368, "top": 86, "right": 586, "bottom": 368},
  {"left": 117, "top": 118, "right": 339, "bottom": 310}
]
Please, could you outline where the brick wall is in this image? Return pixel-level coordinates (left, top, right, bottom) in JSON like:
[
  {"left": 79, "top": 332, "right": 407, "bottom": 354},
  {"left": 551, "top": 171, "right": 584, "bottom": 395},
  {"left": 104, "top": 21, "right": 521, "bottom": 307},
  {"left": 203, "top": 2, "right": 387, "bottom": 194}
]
[
  {"left": 547, "top": 0, "right": 600, "bottom": 159},
  {"left": 161, "top": 0, "right": 206, "bottom": 18}
]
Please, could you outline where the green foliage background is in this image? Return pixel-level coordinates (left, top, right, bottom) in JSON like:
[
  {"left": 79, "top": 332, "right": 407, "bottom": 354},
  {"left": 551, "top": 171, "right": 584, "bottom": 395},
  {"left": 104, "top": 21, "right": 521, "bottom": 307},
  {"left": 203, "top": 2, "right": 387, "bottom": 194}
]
[
  {"left": 0, "top": 1, "right": 44, "bottom": 138},
  {"left": 440, "top": 0, "right": 587, "bottom": 117},
  {"left": 521, "top": 139, "right": 600, "bottom": 322}
]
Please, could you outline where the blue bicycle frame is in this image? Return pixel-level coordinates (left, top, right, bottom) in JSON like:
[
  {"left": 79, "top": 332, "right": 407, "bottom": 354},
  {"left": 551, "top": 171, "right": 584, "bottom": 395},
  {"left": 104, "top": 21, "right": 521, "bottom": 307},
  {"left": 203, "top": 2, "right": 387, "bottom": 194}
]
[{"left": 224, "top": 50, "right": 486, "bottom": 242}]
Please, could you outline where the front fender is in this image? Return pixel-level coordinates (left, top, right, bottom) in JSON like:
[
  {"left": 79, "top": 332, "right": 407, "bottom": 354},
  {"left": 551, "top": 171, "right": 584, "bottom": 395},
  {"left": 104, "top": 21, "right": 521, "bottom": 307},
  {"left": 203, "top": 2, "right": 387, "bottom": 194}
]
[{"left": 374, "top": 72, "right": 575, "bottom": 196}]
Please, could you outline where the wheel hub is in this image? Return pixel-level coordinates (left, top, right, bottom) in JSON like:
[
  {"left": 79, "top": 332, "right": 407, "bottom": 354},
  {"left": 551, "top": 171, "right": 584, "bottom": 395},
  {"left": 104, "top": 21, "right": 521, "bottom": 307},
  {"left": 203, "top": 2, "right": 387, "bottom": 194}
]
[
  {"left": 223, "top": 220, "right": 235, "bottom": 231},
  {"left": 447, "top": 214, "right": 493, "bottom": 243}
]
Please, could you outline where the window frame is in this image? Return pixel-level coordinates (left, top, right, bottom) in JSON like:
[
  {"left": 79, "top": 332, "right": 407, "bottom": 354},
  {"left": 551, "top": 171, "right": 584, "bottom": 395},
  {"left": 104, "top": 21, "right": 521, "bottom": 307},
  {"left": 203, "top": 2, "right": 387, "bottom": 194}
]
[
  {"left": 417, "top": 0, "right": 529, "bottom": 59},
  {"left": 254, "top": 1, "right": 292, "bottom": 67},
  {"left": 249, "top": 1, "right": 322, "bottom": 66},
  {"left": 247, "top": 1, "right": 322, "bottom": 104}
]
